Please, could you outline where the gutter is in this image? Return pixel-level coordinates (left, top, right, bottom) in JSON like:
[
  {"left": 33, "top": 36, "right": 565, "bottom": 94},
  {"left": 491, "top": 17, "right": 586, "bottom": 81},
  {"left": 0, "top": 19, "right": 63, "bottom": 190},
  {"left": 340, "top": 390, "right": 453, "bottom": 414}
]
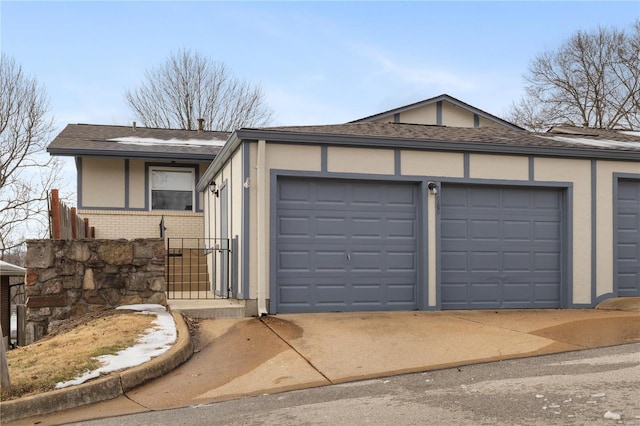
[
  {"left": 199, "top": 128, "right": 640, "bottom": 191},
  {"left": 48, "top": 148, "right": 217, "bottom": 162}
]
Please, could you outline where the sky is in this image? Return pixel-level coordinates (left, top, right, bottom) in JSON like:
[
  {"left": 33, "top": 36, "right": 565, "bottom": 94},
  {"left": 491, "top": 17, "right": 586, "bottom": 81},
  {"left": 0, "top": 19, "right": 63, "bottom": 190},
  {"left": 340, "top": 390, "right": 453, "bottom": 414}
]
[{"left": 2, "top": 1, "right": 639, "bottom": 195}]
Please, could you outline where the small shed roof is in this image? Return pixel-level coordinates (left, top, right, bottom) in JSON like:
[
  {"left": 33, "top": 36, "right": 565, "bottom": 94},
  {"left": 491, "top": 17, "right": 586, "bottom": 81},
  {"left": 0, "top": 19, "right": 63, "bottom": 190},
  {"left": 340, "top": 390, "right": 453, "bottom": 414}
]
[
  {"left": 0, "top": 260, "right": 25, "bottom": 277},
  {"left": 48, "top": 124, "right": 231, "bottom": 161}
]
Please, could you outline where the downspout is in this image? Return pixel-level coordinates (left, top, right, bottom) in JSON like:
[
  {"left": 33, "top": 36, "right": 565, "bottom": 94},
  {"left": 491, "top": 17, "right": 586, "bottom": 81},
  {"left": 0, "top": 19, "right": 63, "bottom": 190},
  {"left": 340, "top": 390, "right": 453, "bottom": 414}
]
[{"left": 256, "top": 139, "right": 268, "bottom": 315}]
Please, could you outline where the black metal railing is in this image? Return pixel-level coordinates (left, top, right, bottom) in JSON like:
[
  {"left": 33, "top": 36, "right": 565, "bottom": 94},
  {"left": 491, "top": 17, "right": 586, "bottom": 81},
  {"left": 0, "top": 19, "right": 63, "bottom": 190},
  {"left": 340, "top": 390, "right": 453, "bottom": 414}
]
[{"left": 165, "top": 238, "right": 231, "bottom": 300}]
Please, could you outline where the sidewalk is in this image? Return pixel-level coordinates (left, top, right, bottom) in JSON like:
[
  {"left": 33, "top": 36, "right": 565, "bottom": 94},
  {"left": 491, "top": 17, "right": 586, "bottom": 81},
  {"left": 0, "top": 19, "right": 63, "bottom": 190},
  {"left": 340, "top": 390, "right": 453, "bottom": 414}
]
[{"left": 4, "top": 299, "right": 640, "bottom": 425}]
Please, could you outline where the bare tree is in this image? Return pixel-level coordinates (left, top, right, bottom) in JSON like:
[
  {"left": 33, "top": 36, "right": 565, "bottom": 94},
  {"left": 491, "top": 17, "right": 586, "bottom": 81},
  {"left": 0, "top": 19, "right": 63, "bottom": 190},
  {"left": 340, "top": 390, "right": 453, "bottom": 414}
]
[
  {"left": 125, "top": 49, "right": 275, "bottom": 131},
  {"left": 0, "top": 54, "right": 60, "bottom": 260},
  {"left": 507, "top": 21, "right": 640, "bottom": 131}
]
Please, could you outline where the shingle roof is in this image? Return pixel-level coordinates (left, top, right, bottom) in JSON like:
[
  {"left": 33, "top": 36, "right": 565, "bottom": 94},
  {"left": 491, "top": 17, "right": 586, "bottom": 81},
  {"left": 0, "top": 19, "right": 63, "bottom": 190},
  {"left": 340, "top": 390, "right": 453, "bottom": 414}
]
[
  {"left": 240, "top": 122, "right": 640, "bottom": 153},
  {"left": 48, "top": 124, "right": 231, "bottom": 160}
]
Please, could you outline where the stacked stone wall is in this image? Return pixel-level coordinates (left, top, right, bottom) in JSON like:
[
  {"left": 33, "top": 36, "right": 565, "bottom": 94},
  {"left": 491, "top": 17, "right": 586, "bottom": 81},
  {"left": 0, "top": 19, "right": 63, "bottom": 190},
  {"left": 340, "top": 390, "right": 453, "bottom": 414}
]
[{"left": 24, "top": 239, "right": 166, "bottom": 344}]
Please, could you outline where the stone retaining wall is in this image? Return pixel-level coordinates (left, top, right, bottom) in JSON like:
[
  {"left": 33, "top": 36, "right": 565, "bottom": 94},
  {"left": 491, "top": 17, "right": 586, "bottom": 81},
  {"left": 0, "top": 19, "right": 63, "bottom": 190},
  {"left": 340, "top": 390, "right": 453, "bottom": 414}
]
[{"left": 24, "top": 239, "right": 166, "bottom": 344}]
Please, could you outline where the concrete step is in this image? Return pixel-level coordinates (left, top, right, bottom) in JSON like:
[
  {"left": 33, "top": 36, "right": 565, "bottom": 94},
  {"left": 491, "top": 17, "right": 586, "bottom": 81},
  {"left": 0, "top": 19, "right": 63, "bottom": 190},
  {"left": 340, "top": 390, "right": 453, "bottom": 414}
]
[{"left": 168, "top": 298, "right": 246, "bottom": 319}]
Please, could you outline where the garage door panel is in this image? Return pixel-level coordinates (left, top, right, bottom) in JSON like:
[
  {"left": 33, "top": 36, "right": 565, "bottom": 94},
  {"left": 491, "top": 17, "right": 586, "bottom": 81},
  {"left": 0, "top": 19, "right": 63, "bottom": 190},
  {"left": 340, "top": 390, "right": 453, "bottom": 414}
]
[
  {"left": 502, "top": 191, "right": 533, "bottom": 209},
  {"left": 471, "top": 188, "right": 501, "bottom": 207},
  {"left": 470, "top": 251, "right": 500, "bottom": 271},
  {"left": 616, "top": 180, "right": 640, "bottom": 296},
  {"left": 441, "top": 251, "right": 468, "bottom": 272},
  {"left": 470, "top": 220, "right": 501, "bottom": 240},
  {"left": 502, "top": 283, "right": 532, "bottom": 303},
  {"left": 618, "top": 213, "right": 638, "bottom": 230},
  {"left": 502, "top": 252, "right": 531, "bottom": 271},
  {"left": 279, "top": 216, "right": 312, "bottom": 237},
  {"left": 503, "top": 221, "right": 531, "bottom": 240},
  {"left": 441, "top": 219, "right": 467, "bottom": 239},
  {"left": 276, "top": 178, "right": 418, "bottom": 312},
  {"left": 387, "top": 219, "right": 416, "bottom": 239},
  {"left": 470, "top": 282, "right": 500, "bottom": 302},
  {"left": 279, "top": 250, "right": 311, "bottom": 272},
  {"left": 388, "top": 186, "right": 418, "bottom": 206},
  {"left": 441, "top": 185, "right": 562, "bottom": 309},
  {"left": 534, "top": 252, "right": 561, "bottom": 271},
  {"left": 316, "top": 217, "right": 347, "bottom": 237},
  {"left": 533, "top": 221, "right": 561, "bottom": 241}
]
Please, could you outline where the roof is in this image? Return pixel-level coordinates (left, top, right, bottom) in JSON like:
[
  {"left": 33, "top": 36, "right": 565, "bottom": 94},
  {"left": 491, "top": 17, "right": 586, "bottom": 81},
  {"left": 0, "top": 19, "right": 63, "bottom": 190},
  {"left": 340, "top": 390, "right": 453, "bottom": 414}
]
[
  {"left": 47, "top": 124, "right": 231, "bottom": 161},
  {"left": 243, "top": 122, "right": 640, "bottom": 152},
  {"left": 0, "top": 260, "right": 25, "bottom": 277},
  {"left": 198, "top": 122, "right": 640, "bottom": 191},
  {"left": 349, "top": 93, "right": 524, "bottom": 131}
]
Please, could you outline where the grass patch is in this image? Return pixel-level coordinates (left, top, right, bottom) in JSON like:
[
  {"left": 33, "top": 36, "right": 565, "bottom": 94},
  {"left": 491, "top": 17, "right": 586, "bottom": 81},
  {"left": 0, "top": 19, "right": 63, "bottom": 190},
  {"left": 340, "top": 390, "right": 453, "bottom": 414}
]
[{"left": 2, "top": 311, "right": 156, "bottom": 401}]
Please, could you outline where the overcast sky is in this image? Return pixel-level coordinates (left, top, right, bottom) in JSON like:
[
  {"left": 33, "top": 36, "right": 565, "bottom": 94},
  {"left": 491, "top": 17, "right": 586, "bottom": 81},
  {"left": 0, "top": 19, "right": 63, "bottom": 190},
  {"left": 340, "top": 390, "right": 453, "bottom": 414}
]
[{"left": 2, "top": 1, "right": 639, "bottom": 196}]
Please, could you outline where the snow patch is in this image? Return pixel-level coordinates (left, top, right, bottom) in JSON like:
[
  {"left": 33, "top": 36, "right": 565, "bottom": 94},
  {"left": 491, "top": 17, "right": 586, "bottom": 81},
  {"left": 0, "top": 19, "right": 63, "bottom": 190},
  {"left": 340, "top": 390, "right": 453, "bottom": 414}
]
[
  {"left": 604, "top": 411, "right": 621, "bottom": 420},
  {"left": 109, "top": 136, "right": 226, "bottom": 147},
  {"left": 539, "top": 135, "right": 640, "bottom": 150},
  {"left": 620, "top": 131, "right": 640, "bottom": 137},
  {"left": 55, "top": 304, "right": 176, "bottom": 389}
]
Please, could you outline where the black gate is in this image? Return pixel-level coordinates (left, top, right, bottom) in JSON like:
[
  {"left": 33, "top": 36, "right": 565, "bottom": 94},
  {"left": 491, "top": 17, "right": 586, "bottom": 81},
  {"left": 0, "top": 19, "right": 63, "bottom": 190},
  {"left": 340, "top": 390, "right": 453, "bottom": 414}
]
[{"left": 166, "top": 238, "right": 232, "bottom": 299}]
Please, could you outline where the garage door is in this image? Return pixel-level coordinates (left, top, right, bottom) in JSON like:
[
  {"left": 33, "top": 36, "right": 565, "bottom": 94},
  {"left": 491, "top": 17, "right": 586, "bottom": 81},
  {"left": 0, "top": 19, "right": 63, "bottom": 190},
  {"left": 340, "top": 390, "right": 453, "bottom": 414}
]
[
  {"left": 275, "top": 178, "right": 419, "bottom": 313},
  {"left": 441, "top": 185, "right": 563, "bottom": 309},
  {"left": 616, "top": 179, "right": 640, "bottom": 296}
]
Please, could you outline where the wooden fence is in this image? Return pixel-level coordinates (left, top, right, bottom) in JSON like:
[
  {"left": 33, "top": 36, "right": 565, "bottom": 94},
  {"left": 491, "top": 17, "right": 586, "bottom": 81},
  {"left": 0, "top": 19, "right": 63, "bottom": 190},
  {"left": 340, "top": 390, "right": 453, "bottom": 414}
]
[{"left": 49, "top": 189, "right": 94, "bottom": 239}]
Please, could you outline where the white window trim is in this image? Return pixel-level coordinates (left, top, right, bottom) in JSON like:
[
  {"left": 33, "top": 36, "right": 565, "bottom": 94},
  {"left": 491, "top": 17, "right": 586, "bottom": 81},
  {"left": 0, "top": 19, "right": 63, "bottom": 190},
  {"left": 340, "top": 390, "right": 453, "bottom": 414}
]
[{"left": 149, "top": 166, "right": 196, "bottom": 212}]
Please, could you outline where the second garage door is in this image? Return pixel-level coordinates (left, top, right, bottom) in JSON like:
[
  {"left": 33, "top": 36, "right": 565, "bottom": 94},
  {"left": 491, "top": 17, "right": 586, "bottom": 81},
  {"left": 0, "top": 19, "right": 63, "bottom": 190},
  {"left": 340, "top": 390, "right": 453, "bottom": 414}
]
[
  {"left": 275, "top": 178, "right": 419, "bottom": 313},
  {"left": 616, "top": 179, "right": 640, "bottom": 297},
  {"left": 440, "top": 184, "right": 563, "bottom": 309}
]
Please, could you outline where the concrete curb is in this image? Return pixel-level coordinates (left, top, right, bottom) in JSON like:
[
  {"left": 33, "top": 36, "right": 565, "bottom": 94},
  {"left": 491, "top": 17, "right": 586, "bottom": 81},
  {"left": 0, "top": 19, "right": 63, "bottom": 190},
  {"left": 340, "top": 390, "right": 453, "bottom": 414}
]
[{"left": 0, "top": 312, "right": 194, "bottom": 423}]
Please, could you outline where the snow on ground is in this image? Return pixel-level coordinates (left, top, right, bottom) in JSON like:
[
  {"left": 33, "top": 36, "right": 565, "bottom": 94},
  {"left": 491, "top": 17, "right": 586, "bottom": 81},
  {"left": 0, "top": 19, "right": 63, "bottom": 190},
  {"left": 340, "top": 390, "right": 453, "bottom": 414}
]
[{"left": 55, "top": 304, "right": 176, "bottom": 389}]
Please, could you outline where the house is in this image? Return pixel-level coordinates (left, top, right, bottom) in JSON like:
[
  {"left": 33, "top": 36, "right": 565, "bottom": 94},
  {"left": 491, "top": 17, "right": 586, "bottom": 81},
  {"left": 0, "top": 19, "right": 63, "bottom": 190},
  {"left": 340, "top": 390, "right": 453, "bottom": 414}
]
[
  {"left": 197, "top": 122, "right": 640, "bottom": 316},
  {"left": 47, "top": 122, "right": 230, "bottom": 240},
  {"left": 45, "top": 95, "right": 515, "bottom": 241}
]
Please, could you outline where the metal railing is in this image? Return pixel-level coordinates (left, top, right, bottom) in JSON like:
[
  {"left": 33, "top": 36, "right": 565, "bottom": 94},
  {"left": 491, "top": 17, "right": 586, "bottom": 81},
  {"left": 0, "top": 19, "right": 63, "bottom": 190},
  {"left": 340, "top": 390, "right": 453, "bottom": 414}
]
[{"left": 165, "top": 238, "right": 231, "bottom": 300}]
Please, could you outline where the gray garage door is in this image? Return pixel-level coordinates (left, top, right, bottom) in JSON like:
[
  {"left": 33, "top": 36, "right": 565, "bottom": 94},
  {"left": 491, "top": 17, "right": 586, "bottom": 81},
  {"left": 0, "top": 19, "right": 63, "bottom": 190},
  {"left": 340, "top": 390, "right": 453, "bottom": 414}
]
[
  {"left": 441, "top": 185, "right": 563, "bottom": 309},
  {"left": 275, "top": 178, "right": 419, "bottom": 313},
  {"left": 616, "top": 179, "right": 640, "bottom": 297}
]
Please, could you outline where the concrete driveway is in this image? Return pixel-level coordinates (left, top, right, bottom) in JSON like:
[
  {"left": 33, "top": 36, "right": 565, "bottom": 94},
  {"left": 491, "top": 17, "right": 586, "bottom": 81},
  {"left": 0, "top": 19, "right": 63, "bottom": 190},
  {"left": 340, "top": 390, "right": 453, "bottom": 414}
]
[
  {"left": 127, "top": 307, "right": 640, "bottom": 409},
  {"left": 8, "top": 302, "right": 640, "bottom": 425}
]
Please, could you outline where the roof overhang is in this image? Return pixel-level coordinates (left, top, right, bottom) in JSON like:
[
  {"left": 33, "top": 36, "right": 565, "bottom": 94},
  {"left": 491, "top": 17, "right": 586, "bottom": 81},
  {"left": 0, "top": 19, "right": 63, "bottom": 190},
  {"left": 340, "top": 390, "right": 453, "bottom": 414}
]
[
  {"left": 47, "top": 147, "right": 217, "bottom": 162},
  {"left": 197, "top": 128, "right": 640, "bottom": 192},
  {"left": 0, "top": 260, "right": 25, "bottom": 277}
]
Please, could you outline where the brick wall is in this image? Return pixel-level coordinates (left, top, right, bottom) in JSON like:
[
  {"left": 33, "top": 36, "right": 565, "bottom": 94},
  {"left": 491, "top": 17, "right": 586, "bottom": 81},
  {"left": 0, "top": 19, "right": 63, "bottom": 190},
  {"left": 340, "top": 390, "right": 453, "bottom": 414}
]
[
  {"left": 24, "top": 239, "right": 166, "bottom": 344},
  {"left": 78, "top": 210, "right": 204, "bottom": 240}
]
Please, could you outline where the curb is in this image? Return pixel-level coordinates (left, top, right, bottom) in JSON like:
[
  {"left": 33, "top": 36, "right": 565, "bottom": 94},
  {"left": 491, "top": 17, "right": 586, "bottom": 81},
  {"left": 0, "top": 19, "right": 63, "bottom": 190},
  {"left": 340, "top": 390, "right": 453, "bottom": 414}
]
[{"left": 0, "top": 312, "right": 194, "bottom": 423}]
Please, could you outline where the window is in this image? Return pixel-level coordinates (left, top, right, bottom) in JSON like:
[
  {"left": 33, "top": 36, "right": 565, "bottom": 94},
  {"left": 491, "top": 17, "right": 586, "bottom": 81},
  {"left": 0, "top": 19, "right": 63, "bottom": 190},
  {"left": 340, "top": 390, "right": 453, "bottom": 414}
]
[{"left": 150, "top": 168, "right": 195, "bottom": 211}]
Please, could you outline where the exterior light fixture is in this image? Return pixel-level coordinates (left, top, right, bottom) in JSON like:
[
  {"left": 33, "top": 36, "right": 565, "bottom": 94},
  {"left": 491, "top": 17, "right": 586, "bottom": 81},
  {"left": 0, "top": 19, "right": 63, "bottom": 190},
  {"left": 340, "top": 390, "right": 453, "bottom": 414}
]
[
  {"left": 209, "top": 181, "right": 219, "bottom": 197},
  {"left": 428, "top": 182, "right": 439, "bottom": 196}
]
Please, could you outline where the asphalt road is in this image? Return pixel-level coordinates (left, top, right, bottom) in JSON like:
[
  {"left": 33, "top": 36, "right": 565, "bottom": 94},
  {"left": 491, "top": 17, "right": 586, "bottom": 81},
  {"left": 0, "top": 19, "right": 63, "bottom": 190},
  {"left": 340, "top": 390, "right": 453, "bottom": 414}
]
[{"left": 70, "top": 343, "right": 640, "bottom": 426}]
